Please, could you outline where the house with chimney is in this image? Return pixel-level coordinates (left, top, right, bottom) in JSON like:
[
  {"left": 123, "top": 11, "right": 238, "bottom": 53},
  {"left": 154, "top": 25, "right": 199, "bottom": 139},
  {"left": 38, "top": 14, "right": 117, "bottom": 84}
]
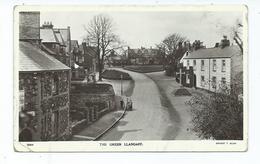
[
  {"left": 19, "top": 12, "right": 71, "bottom": 141},
  {"left": 127, "top": 47, "right": 161, "bottom": 65},
  {"left": 180, "top": 36, "right": 243, "bottom": 93},
  {"left": 40, "top": 22, "right": 72, "bottom": 67}
]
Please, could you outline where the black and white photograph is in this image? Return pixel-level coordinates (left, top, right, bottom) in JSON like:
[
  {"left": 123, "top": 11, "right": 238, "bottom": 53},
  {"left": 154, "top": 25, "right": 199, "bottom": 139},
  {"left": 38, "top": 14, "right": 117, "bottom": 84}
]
[{"left": 14, "top": 5, "right": 247, "bottom": 151}]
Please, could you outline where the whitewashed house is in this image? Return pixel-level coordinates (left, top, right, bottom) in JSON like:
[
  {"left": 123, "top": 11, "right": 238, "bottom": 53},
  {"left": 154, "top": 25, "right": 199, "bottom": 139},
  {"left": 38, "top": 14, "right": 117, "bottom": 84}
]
[{"left": 181, "top": 45, "right": 242, "bottom": 92}]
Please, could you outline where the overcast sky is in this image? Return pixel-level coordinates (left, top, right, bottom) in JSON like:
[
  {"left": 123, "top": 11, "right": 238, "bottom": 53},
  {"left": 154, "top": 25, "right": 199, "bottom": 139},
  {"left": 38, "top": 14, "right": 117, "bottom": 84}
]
[{"left": 41, "top": 11, "right": 242, "bottom": 48}]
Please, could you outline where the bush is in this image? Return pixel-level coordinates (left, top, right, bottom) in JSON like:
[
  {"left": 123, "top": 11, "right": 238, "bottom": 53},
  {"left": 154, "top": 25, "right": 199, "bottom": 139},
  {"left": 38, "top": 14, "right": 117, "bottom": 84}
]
[
  {"left": 165, "top": 64, "right": 177, "bottom": 76},
  {"left": 187, "top": 86, "right": 243, "bottom": 140},
  {"left": 124, "top": 65, "right": 164, "bottom": 73},
  {"left": 101, "top": 69, "right": 132, "bottom": 80}
]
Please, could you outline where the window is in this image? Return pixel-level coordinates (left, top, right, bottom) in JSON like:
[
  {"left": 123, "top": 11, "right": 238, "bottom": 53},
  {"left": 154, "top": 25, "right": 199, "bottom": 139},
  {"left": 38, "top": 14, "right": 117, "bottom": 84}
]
[
  {"left": 187, "top": 60, "right": 190, "bottom": 69},
  {"left": 52, "top": 74, "right": 59, "bottom": 95},
  {"left": 213, "top": 59, "right": 217, "bottom": 72},
  {"left": 212, "top": 76, "right": 217, "bottom": 89},
  {"left": 201, "top": 76, "right": 205, "bottom": 87},
  {"left": 193, "top": 60, "right": 196, "bottom": 70},
  {"left": 222, "top": 60, "right": 226, "bottom": 72},
  {"left": 186, "top": 74, "right": 190, "bottom": 84},
  {"left": 201, "top": 60, "right": 205, "bottom": 71},
  {"left": 221, "top": 77, "right": 226, "bottom": 85},
  {"left": 51, "top": 111, "right": 59, "bottom": 137}
]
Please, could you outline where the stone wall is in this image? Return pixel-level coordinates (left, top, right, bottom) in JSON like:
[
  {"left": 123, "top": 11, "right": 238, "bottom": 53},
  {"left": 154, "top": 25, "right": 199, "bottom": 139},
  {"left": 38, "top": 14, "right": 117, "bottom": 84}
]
[
  {"left": 70, "top": 83, "right": 116, "bottom": 131},
  {"left": 19, "top": 70, "right": 71, "bottom": 141}
]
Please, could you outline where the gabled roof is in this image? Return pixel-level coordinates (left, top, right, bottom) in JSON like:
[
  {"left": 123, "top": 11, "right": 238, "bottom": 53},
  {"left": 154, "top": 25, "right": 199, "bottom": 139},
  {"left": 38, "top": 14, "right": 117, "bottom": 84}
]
[
  {"left": 56, "top": 29, "right": 69, "bottom": 41},
  {"left": 71, "top": 40, "right": 79, "bottom": 49},
  {"left": 54, "top": 31, "right": 65, "bottom": 46},
  {"left": 40, "top": 28, "right": 58, "bottom": 43},
  {"left": 19, "top": 41, "right": 70, "bottom": 72},
  {"left": 82, "top": 45, "right": 97, "bottom": 57},
  {"left": 183, "top": 45, "right": 240, "bottom": 59}
]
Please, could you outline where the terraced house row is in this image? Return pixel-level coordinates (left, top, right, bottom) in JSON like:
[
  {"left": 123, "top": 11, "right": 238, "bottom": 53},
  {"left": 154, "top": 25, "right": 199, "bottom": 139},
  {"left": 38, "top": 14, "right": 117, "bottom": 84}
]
[{"left": 180, "top": 37, "right": 243, "bottom": 93}]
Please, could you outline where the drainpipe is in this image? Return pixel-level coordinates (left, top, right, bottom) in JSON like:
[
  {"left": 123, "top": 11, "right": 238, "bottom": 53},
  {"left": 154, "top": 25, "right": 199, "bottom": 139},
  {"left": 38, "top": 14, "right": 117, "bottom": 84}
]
[{"left": 208, "top": 59, "right": 211, "bottom": 91}]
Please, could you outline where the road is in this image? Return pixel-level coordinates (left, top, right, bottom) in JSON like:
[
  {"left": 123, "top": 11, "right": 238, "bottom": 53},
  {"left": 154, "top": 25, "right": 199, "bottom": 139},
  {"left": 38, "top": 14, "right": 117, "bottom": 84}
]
[{"left": 100, "top": 68, "right": 180, "bottom": 140}]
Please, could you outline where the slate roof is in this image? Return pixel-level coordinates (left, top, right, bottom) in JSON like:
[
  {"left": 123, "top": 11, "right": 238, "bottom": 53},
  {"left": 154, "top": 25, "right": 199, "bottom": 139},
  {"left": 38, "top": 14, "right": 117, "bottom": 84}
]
[
  {"left": 40, "top": 29, "right": 57, "bottom": 43},
  {"left": 19, "top": 41, "right": 70, "bottom": 72},
  {"left": 54, "top": 31, "right": 65, "bottom": 46},
  {"left": 183, "top": 45, "right": 240, "bottom": 59},
  {"left": 58, "top": 29, "right": 69, "bottom": 41}
]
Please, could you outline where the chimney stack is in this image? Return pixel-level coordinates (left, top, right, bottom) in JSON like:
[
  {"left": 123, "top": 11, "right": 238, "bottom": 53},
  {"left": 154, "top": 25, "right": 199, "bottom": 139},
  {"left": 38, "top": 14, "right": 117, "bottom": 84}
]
[
  {"left": 41, "top": 20, "right": 54, "bottom": 29},
  {"left": 19, "top": 12, "right": 40, "bottom": 43},
  {"left": 220, "top": 35, "right": 230, "bottom": 48}
]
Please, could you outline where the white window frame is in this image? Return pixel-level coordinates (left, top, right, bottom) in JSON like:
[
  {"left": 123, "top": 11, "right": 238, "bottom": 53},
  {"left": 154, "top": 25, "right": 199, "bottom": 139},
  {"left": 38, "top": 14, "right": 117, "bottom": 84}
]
[
  {"left": 222, "top": 60, "right": 226, "bottom": 72},
  {"left": 201, "top": 60, "right": 205, "bottom": 71},
  {"left": 213, "top": 59, "right": 217, "bottom": 72},
  {"left": 201, "top": 75, "right": 205, "bottom": 87},
  {"left": 193, "top": 60, "right": 196, "bottom": 70}
]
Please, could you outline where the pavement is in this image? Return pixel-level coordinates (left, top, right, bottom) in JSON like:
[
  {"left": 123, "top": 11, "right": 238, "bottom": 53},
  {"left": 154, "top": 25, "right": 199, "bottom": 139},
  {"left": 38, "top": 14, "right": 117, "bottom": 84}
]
[{"left": 71, "top": 110, "right": 125, "bottom": 141}]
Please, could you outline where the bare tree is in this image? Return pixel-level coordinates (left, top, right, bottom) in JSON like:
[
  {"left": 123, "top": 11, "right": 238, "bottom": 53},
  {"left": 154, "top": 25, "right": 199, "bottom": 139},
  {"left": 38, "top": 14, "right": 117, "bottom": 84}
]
[
  {"left": 232, "top": 19, "right": 243, "bottom": 55},
  {"left": 84, "top": 14, "right": 123, "bottom": 81},
  {"left": 160, "top": 33, "right": 188, "bottom": 64},
  {"left": 156, "top": 43, "right": 167, "bottom": 68}
]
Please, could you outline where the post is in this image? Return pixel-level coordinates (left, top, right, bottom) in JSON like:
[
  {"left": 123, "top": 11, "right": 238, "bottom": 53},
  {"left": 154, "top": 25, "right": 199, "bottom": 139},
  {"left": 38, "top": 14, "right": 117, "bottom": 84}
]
[
  {"left": 120, "top": 74, "right": 123, "bottom": 96},
  {"left": 179, "top": 68, "right": 182, "bottom": 85}
]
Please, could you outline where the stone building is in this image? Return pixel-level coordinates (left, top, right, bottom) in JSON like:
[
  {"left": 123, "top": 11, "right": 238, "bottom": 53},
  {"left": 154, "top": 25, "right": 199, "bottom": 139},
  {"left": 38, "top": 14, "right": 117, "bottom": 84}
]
[{"left": 19, "top": 12, "right": 71, "bottom": 141}]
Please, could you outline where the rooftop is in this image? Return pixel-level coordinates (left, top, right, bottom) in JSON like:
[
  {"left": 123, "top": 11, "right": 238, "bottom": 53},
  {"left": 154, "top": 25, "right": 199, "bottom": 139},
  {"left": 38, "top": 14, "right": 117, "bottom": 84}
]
[
  {"left": 19, "top": 41, "right": 70, "bottom": 72},
  {"left": 40, "top": 28, "right": 57, "bottom": 43},
  {"left": 184, "top": 45, "right": 240, "bottom": 59}
]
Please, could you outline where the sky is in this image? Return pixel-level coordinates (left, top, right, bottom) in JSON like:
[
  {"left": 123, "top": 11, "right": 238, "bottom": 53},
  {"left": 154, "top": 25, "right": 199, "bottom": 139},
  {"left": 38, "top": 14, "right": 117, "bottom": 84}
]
[{"left": 41, "top": 10, "right": 243, "bottom": 48}]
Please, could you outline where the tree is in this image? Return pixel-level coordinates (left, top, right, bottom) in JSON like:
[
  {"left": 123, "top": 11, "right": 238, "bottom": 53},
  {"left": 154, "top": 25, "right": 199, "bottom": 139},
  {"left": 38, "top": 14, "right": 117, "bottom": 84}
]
[
  {"left": 156, "top": 43, "right": 167, "bottom": 68},
  {"left": 159, "top": 33, "right": 188, "bottom": 65},
  {"left": 84, "top": 14, "right": 123, "bottom": 81},
  {"left": 232, "top": 19, "right": 243, "bottom": 55},
  {"left": 187, "top": 80, "right": 243, "bottom": 140}
]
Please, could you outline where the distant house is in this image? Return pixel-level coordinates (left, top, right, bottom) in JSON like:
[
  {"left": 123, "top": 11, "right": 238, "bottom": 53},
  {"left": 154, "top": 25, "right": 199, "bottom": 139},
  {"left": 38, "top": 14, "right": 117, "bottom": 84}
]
[
  {"left": 40, "top": 22, "right": 71, "bottom": 67},
  {"left": 127, "top": 47, "right": 161, "bottom": 65},
  {"left": 181, "top": 42, "right": 242, "bottom": 92},
  {"left": 77, "top": 42, "right": 97, "bottom": 82},
  {"left": 106, "top": 50, "right": 128, "bottom": 66},
  {"left": 54, "top": 27, "right": 72, "bottom": 66},
  {"left": 71, "top": 40, "right": 85, "bottom": 80},
  {"left": 19, "top": 12, "right": 71, "bottom": 141}
]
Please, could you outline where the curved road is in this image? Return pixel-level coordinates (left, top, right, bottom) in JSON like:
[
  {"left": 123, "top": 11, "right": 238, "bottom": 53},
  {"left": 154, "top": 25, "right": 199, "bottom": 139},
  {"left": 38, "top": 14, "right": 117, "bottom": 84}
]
[{"left": 100, "top": 68, "right": 179, "bottom": 140}]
